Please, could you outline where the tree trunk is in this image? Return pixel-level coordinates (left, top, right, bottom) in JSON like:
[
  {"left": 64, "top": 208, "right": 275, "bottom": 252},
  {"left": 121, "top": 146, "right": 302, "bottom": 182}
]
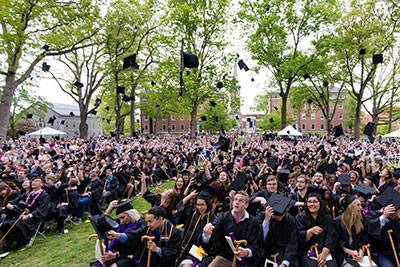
[
  {"left": 190, "top": 104, "right": 198, "bottom": 136},
  {"left": 149, "top": 117, "right": 153, "bottom": 134},
  {"left": 130, "top": 75, "right": 136, "bottom": 136},
  {"left": 326, "top": 106, "right": 331, "bottom": 136},
  {"left": 0, "top": 75, "right": 17, "bottom": 139},
  {"left": 354, "top": 100, "right": 362, "bottom": 140},
  {"left": 281, "top": 94, "right": 288, "bottom": 129},
  {"left": 116, "top": 117, "right": 124, "bottom": 138},
  {"left": 388, "top": 81, "right": 394, "bottom": 133},
  {"left": 79, "top": 106, "right": 89, "bottom": 138},
  {"left": 372, "top": 97, "right": 378, "bottom": 136}
]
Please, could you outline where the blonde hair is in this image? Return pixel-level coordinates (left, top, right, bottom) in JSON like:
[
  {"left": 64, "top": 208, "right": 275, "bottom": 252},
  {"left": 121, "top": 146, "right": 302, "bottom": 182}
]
[
  {"left": 341, "top": 199, "right": 363, "bottom": 236},
  {"left": 124, "top": 209, "right": 141, "bottom": 222}
]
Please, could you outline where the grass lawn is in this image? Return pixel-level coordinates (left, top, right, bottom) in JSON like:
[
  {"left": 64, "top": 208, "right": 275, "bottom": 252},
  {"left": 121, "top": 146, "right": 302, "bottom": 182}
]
[{"left": 0, "top": 180, "right": 175, "bottom": 267}]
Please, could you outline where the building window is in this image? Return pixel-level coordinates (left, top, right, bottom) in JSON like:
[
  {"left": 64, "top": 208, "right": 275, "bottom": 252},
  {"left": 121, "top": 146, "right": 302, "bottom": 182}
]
[
  {"left": 180, "top": 116, "right": 184, "bottom": 121},
  {"left": 162, "top": 117, "right": 166, "bottom": 121},
  {"left": 311, "top": 113, "right": 315, "bottom": 120},
  {"left": 171, "top": 124, "right": 176, "bottom": 131},
  {"left": 320, "top": 114, "right": 324, "bottom": 120},
  {"left": 171, "top": 114, "right": 175, "bottom": 120},
  {"left": 330, "top": 103, "right": 333, "bottom": 109},
  {"left": 311, "top": 124, "right": 315, "bottom": 130},
  {"left": 339, "top": 113, "right": 343, "bottom": 120},
  {"left": 303, "top": 103, "right": 306, "bottom": 109},
  {"left": 162, "top": 124, "right": 166, "bottom": 131},
  {"left": 339, "top": 103, "right": 343, "bottom": 109},
  {"left": 273, "top": 103, "right": 278, "bottom": 110},
  {"left": 180, "top": 124, "right": 185, "bottom": 131},
  {"left": 301, "top": 113, "right": 306, "bottom": 120},
  {"left": 311, "top": 103, "right": 315, "bottom": 109},
  {"left": 144, "top": 116, "right": 148, "bottom": 121},
  {"left": 302, "top": 124, "right": 306, "bottom": 130},
  {"left": 320, "top": 123, "right": 324, "bottom": 130},
  {"left": 144, "top": 124, "right": 148, "bottom": 131}
]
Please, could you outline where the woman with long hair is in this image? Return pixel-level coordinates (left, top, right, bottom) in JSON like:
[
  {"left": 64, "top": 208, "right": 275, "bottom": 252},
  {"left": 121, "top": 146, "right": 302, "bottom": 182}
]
[
  {"left": 334, "top": 196, "right": 368, "bottom": 267},
  {"left": 0, "top": 182, "right": 20, "bottom": 208},
  {"left": 296, "top": 186, "right": 337, "bottom": 267},
  {"left": 174, "top": 177, "right": 186, "bottom": 200}
]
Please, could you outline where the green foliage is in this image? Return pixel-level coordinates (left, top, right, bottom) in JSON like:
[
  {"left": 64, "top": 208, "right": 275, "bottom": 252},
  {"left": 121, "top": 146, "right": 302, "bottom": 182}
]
[
  {"left": 199, "top": 100, "right": 234, "bottom": 132},
  {"left": 250, "top": 93, "right": 270, "bottom": 113},
  {"left": 258, "top": 111, "right": 296, "bottom": 131}
]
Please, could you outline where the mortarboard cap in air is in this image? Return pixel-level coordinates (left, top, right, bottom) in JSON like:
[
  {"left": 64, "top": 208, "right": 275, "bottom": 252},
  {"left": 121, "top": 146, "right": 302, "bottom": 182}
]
[
  {"left": 69, "top": 112, "right": 75, "bottom": 117},
  {"left": 48, "top": 117, "right": 55, "bottom": 125},
  {"left": 229, "top": 172, "right": 247, "bottom": 191},
  {"left": 89, "top": 214, "right": 119, "bottom": 240},
  {"left": 61, "top": 120, "right": 65, "bottom": 125},
  {"left": 376, "top": 186, "right": 400, "bottom": 210},
  {"left": 74, "top": 81, "right": 84, "bottom": 88},
  {"left": 212, "top": 116, "right": 218, "bottom": 123},
  {"left": 269, "top": 118, "right": 274, "bottom": 123},
  {"left": 117, "top": 86, "right": 125, "bottom": 95},
  {"left": 201, "top": 116, "right": 207, "bottom": 122},
  {"left": 42, "top": 62, "right": 50, "bottom": 72},
  {"left": 123, "top": 54, "right": 139, "bottom": 70},
  {"left": 251, "top": 78, "right": 255, "bottom": 82},
  {"left": 237, "top": 59, "right": 249, "bottom": 71},
  {"left": 105, "top": 106, "right": 109, "bottom": 111},
  {"left": 217, "top": 82, "right": 223, "bottom": 89},
  {"left": 323, "top": 81, "right": 329, "bottom": 87},
  {"left": 216, "top": 135, "right": 230, "bottom": 152},
  {"left": 42, "top": 44, "right": 49, "bottom": 51},
  {"left": 372, "top": 54, "right": 383, "bottom": 65},
  {"left": 307, "top": 99, "right": 312, "bottom": 104},
  {"left": 27, "top": 113, "right": 33, "bottom": 119},
  {"left": 266, "top": 193, "right": 291, "bottom": 216},
  {"left": 151, "top": 81, "right": 156, "bottom": 86},
  {"left": 303, "top": 73, "right": 310, "bottom": 79},
  {"left": 210, "top": 100, "right": 216, "bottom": 107},
  {"left": 360, "top": 48, "right": 366, "bottom": 55},
  {"left": 106, "top": 119, "right": 111, "bottom": 124}
]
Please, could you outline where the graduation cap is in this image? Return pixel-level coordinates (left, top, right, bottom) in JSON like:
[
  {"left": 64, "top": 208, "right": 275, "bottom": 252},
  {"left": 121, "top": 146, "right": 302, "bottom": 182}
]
[
  {"left": 105, "top": 106, "right": 109, "bottom": 111},
  {"left": 216, "top": 135, "right": 230, "bottom": 152},
  {"left": 273, "top": 106, "right": 278, "bottom": 111},
  {"left": 337, "top": 174, "right": 351, "bottom": 186},
  {"left": 363, "top": 122, "right": 375, "bottom": 143},
  {"left": 61, "top": 120, "right": 65, "bottom": 125},
  {"left": 307, "top": 99, "right": 312, "bottom": 104},
  {"left": 360, "top": 48, "right": 366, "bottom": 55},
  {"left": 200, "top": 115, "right": 207, "bottom": 122},
  {"left": 341, "top": 194, "right": 357, "bottom": 210},
  {"left": 210, "top": 100, "right": 216, "bottom": 107},
  {"left": 74, "top": 81, "right": 84, "bottom": 88},
  {"left": 354, "top": 184, "right": 374, "bottom": 197},
  {"left": 246, "top": 118, "right": 251, "bottom": 122},
  {"left": 180, "top": 40, "right": 199, "bottom": 95},
  {"left": 151, "top": 81, "right": 156, "bottom": 86},
  {"left": 106, "top": 119, "right": 111, "bottom": 124},
  {"left": 343, "top": 155, "right": 353, "bottom": 165},
  {"left": 181, "top": 170, "right": 190, "bottom": 176},
  {"left": 235, "top": 115, "right": 239, "bottom": 120},
  {"left": 155, "top": 104, "right": 160, "bottom": 108},
  {"left": 269, "top": 118, "right": 274, "bottom": 123},
  {"left": 323, "top": 81, "right": 329, "bottom": 87},
  {"left": 42, "top": 44, "right": 49, "bottom": 51},
  {"left": 325, "top": 164, "right": 337, "bottom": 174},
  {"left": 332, "top": 124, "right": 344, "bottom": 138},
  {"left": 292, "top": 104, "right": 296, "bottom": 109},
  {"left": 372, "top": 54, "right": 383, "bottom": 65},
  {"left": 42, "top": 62, "right": 50, "bottom": 72},
  {"left": 115, "top": 199, "right": 134, "bottom": 215},
  {"left": 217, "top": 81, "right": 223, "bottom": 89},
  {"left": 303, "top": 73, "right": 310, "bottom": 79},
  {"left": 123, "top": 54, "right": 139, "bottom": 70},
  {"left": 229, "top": 172, "right": 247, "bottom": 191},
  {"left": 221, "top": 125, "right": 226, "bottom": 136},
  {"left": 69, "top": 112, "right": 75, "bottom": 117},
  {"left": 89, "top": 214, "right": 119, "bottom": 240},
  {"left": 376, "top": 186, "right": 400, "bottom": 210},
  {"left": 153, "top": 168, "right": 169, "bottom": 181},
  {"left": 48, "top": 117, "right": 55, "bottom": 125},
  {"left": 198, "top": 183, "right": 218, "bottom": 199},
  {"left": 95, "top": 97, "right": 101, "bottom": 106},
  {"left": 278, "top": 92, "right": 283, "bottom": 97},
  {"left": 251, "top": 78, "right": 255, "bottom": 82},
  {"left": 212, "top": 116, "right": 218, "bottom": 123},
  {"left": 27, "top": 113, "right": 33, "bottom": 119},
  {"left": 236, "top": 53, "right": 240, "bottom": 58},
  {"left": 319, "top": 93, "right": 324, "bottom": 99},
  {"left": 306, "top": 185, "right": 326, "bottom": 199},
  {"left": 266, "top": 193, "right": 292, "bottom": 216},
  {"left": 237, "top": 59, "right": 249, "bottom": 71},
  {"left": 116, "top": 86, "right": 125, "bottom": 95},
  {"left": 122, "top": 95, "right": 133, "bottom": 102}
]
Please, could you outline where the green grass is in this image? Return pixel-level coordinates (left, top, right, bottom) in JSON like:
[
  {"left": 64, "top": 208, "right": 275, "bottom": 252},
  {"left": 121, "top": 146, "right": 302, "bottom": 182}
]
[{"left": 0, "top": 180, "right": 176, "bottom": 267}]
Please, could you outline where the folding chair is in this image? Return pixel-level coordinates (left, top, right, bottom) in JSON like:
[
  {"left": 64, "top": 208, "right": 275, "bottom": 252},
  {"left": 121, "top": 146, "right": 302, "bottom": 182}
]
[{"left": 26, "top": 221, "right": 47, "bottom": 248}]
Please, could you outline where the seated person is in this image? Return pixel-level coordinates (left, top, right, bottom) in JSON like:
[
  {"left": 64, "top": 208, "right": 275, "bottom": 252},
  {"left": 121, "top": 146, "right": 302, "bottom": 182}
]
[
  {"left": 0, "top": 177, "right": 49, "bottom": 248},
  {"left": 100, "top": 168, "right": 119, "bottom": 205}
]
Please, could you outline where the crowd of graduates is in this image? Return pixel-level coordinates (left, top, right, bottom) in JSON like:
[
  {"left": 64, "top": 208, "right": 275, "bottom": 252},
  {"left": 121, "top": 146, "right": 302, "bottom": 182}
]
[{"left": 0, "top": 133, "right": 400, "bottom": 267}]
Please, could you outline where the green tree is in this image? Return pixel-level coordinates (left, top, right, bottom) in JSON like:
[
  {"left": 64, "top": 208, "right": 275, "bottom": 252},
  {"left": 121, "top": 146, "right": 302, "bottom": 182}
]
[
  {"left": 333, "top": 0, "right": 400, "bottom": 140},
  {"left": 199, "top": 100, "right": 233, "bottom": 132},
  {"left": 238, "top": 0, "right": 340, "bottom": 129},
  {"left": 251, "top": 93, "right": 270, "bottom": 113},
  {"left": 344, "top": 98, "right": 357, "bottom": 134},
  {"left": 0, "top": 0, "right": 100, "bottom": 139},
  {"left": 165, "top": 0, "right": 240, "bottom": 136}
]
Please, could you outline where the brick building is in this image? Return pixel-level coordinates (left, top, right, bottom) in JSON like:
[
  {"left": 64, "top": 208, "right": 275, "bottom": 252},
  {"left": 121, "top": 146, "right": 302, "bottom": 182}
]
[
  {"left": 269, "top": 86, "right": 351, "bottom": 132},
  {"left": 140, "top": 113, "right": 193, "bottom": 134}
]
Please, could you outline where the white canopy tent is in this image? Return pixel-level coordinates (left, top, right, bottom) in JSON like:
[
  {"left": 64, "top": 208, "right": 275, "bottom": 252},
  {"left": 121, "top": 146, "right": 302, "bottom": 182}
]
[
  {"left": 27, "top": 127, "right": 67, "bottom": 137},
  {"left": 277, "top": 125, "right": 302, "bottom": 136},
  {"left": 383, "top": 128, "right": 400, "bottom": 138}
]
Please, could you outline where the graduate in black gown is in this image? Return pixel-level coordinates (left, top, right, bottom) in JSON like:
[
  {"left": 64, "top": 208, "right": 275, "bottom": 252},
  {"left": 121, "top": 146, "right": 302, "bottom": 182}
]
[
  {"left": 295, "top": 186, "right": 337, "bottom": 267},
  {"left": 202, "top": 191, "right": 262, "bottom": 267},
  {"left": 365, "top": 187, "right": 400, "bottom": 267},
  {"left": 0, "top": 177, "right": 49, "bottom": 247},
  {"left": 176, "top": 186, "right": 217, "bottom": 267},
  {"left": 334, "top": 195, "right": 369, "bottom": 267},
  {"left": 135, "top": 206, "right": 181, "bottom": 267},
  {"left": 101, "top": 200, "right": 147, "bottom": 267},
  {"left": 258, "top": 193, "right": 299, "bottom": 267}
]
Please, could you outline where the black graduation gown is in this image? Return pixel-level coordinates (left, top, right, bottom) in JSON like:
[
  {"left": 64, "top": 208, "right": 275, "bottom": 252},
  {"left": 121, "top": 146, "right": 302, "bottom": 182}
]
[
  {"left": 88, "top": 179, "right": 103, "bottom": 215},
  {"left": 1, "top": 190, "right": 50, "bottom": 245},
  {"left": 102, "top": 175, "right": 119, "bottom": 199},
  {"left": 143, "top": 190, "right": 175, "bottom": 224},
  {"left": 133, "top": 219, "right": 181, "bottom": 267},
  {"left": 289, "top": 191, "right": 306, "bottom": 216},
  {"left": 205, "top": 211, "right": 263, "bottom": 267},
  {"left": 257, "top": 211, "right": 299, "bottom": 267},
  {"left": 116, "top": 171, "right": 131, "bottom": 197},
  {"left": 176, "top": 204, "right": 217, "bottom": 265},
  {"left": 295, "top": 212, "right": 337, "bottom": 255},
  {"left": 365, "top": 210, "right": 400, "bottom": 265},
  {"left": 333, "top": 215, "right": 369, "bottom": 265},
  {"left": 57, "top": 185, "right": 80, "bottom": 217}
]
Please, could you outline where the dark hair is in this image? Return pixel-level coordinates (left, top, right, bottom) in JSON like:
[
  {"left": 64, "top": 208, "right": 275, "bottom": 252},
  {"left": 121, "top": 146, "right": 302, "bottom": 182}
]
[
  {"left": 319, "top": 149, "right": 327, "bottom": 159},
  {"left": 148, "top": 206, "right": 166, "bottom": 219},
  {"left": 304, "top": 195, "right": 328, "bottom": 224},
  {"left": 197, "top": 195, "right": 213, "bottom": 212}
]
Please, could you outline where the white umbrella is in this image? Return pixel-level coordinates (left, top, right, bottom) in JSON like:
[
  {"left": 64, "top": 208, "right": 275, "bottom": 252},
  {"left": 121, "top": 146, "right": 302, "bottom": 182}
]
[
  {"left": 383, "top": 128, "right": 400, "bottom": 138},
  {"left": 277, "top": 125, "right": 302, "bottom": 136},
  {"left": 27, "top": 127, "right": 67, "bottom": 137}
]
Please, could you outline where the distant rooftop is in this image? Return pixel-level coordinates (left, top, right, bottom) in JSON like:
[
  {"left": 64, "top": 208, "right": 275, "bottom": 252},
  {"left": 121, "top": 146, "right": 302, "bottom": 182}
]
[{"left": 49, "top": 103, "right": 81, "bottom": 116}]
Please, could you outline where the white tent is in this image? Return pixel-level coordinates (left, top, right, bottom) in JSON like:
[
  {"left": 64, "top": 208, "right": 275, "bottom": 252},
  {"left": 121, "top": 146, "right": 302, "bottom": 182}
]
[
  {"left": 383, "top": 128, "right": 400, "bottom": 138},
  {"left": 277, "top": 125, "right": 302, "bottom": 136},
  {"left": 27, "top": 127, "right": 67, "bottom": 137}
]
